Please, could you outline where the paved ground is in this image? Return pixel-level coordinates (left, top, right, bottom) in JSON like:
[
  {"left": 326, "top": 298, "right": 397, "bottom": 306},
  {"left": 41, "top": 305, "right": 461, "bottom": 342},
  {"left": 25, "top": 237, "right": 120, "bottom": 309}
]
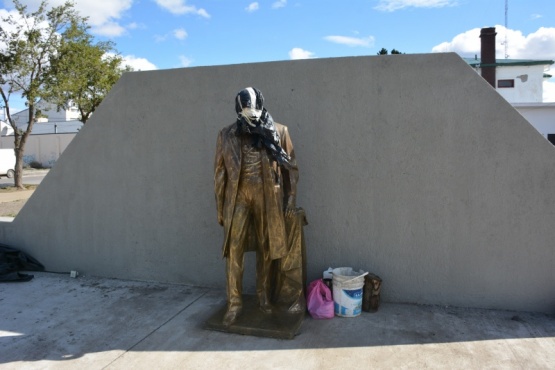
[{"left": 1, "top": 272, "right": 554, "bottom": 369}]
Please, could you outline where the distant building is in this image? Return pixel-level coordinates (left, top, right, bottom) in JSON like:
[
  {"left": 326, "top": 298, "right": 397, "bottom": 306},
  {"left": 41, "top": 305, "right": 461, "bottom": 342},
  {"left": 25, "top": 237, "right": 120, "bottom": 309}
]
[
  {"left": 1, "top": 99, "right": 82, "bottom": 167},
  {"left": 465, "top": 27, "right": 555, "bottom": 145},
  {"left": 465, "top": 57, "right": 553, "bottom": 103},
  {"left": 6, "top": 100, "right": 82, "bottom": 135},
  {"left": 11, "top": 100, "right": 80, "bottom": 124}
]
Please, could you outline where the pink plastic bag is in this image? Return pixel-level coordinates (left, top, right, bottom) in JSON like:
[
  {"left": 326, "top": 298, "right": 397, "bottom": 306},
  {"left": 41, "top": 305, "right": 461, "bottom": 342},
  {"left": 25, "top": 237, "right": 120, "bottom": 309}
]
[{"left": 306, "top": 279, "right": 334, "bottom": 319}]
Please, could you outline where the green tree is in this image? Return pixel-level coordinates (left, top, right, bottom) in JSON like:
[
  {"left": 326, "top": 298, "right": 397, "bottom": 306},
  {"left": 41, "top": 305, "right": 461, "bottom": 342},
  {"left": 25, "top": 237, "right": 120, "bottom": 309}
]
[
  {"left": 377, "top": 48, "right": 404, "bottom": 55},
  {"left": 44, "top": 21, "right": 131, "bottom": 124},
  {"left": 0, "top": 0, "right": 86, "bottom": 188}
]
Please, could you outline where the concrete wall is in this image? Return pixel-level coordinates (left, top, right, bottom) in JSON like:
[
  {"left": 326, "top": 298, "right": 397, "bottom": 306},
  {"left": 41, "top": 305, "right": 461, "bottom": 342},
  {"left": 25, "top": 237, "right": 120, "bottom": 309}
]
[
  {"left": 0, "top": 133, "right": 77, "bottom": 167},
  {"left": 1, "top": 53, "right": 554, "bottom": 313}
]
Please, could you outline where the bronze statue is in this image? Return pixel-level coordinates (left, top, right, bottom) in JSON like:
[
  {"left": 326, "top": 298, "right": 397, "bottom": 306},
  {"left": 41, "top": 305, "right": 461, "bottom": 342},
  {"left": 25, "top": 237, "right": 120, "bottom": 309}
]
[{"left": 214, "top": 87, "right": 302, "bottom": 327}]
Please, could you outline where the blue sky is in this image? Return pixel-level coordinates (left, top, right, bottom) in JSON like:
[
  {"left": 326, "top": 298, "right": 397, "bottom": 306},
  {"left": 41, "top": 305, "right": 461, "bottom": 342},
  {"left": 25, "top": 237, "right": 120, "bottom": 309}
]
[{"left": 2, "top": 0, "right": 555, "bottom": 111}]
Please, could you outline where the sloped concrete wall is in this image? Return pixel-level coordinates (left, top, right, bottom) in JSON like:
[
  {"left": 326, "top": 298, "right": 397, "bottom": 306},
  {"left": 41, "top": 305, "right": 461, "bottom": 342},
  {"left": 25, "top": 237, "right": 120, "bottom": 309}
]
[{"left": 1, "top": 53, "right": 554, "bottom": 313}]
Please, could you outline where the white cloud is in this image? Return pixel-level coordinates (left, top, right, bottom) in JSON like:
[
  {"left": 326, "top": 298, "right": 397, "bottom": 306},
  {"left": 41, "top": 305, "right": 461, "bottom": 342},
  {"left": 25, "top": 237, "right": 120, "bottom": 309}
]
[
  {"left": 154, "top": 0, "right": 210, "bottom": 17},
  {"left": 127, "top": 22, "right": 146, "bottom": 30},
  {"left": 179, "top": 55, "right": 192, "bottom": 67},
  {"left": 510, "top": 27, "right": 555, "bottom": 60},
  {"left": 173, "top": 28, "right": 188, "bottom": 40},
  {"left": 0, "top": 9, "right": 24, "bottom": 46},
  {"left": 375, "top": 0, "right": 457, "bottom": 12},
  {"left": 75, "top": 0, "right": 133, "bottom": 31},
  {"left": 289, "top": 48, "right": 315, "bottom": 60},
  {"left": 530, "top": 14, "right": 542, "bottom": 20},
  {"left": 432, "top": 26, "right": 555, "bottom": 60},
  {"left": 245, "top": 2, "right": 259, "bottom": 12},
  {"left": 154, "top": 28, "right": 188, "bottom": 42},
  {"left": 5, "top": 0, "right": 133, "bottom": 37},
  {"left": 323, "top": 35, "right": 375, "bottom": 48},
  {"left": 122, "top": 55, "right": 157, "bottom": 71},
  {"left": 272, "top": 0, "right": 286, "bottom": 9},
  {"left": 431, "top": 27, "right": 482, "bottom": 56},
  {"left": 196, "top": 8, "right": 210, "bottom": 18},
  {"left": 93, "top": 21, "right": 127, "bottom": 37},
  {"left": 154, "top": 34, "right": 168, "bottom": 42}
]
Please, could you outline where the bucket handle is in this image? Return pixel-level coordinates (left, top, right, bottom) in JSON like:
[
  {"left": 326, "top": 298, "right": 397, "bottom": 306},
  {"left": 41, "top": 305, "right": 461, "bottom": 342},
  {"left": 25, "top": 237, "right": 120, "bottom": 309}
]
[{"left": 340, "top": 271, "right": 369, "bottom": 284}]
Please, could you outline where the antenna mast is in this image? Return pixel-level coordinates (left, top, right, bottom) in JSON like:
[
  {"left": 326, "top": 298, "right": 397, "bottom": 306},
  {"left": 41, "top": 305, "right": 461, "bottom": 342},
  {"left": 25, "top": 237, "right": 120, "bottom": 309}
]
[{"left": 504, "top": 0, "right": 509, "bottom": 58}]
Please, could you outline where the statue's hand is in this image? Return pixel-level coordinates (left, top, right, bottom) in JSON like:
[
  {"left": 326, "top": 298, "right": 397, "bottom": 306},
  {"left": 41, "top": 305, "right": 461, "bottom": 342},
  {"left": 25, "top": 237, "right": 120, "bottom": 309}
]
[{"left": 284, "top": 199, "right": 296, "bottom": 218}]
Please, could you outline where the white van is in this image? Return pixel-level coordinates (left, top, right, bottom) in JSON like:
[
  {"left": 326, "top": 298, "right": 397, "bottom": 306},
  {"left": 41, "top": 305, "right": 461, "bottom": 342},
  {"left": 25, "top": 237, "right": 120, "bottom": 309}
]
[{"left": 0, "top": 149, "right": 16, "bottom": 178}]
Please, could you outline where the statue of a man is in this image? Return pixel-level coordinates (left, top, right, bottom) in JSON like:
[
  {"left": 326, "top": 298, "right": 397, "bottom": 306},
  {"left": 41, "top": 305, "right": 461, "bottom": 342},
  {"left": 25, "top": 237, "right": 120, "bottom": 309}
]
[{"left": 214, "top": 87, "right": 298, "bottom": 326}]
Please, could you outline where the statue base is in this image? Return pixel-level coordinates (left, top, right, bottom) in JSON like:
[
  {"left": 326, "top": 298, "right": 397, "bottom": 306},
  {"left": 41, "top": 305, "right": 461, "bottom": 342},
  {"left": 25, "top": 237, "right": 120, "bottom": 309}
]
[{"left": 204, "top": 294, "right": 305, "bottom": 340}]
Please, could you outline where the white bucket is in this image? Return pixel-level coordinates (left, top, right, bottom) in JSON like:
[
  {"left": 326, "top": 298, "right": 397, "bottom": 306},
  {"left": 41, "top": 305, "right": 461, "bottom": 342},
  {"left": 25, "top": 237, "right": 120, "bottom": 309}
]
[{"left": 332, "top": 267, "right": 368, "bottom": 317}]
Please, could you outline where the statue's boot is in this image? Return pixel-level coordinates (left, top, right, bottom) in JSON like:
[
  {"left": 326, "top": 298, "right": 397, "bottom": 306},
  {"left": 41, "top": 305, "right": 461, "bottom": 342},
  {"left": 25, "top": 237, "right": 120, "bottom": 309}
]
[
  {"left": 287, "top": 294, "right": 306, "bottom": 313},
  {"left": 222, "top": 304, "right": 242, "bottom": 326},
  {"left": 258, "top": 293, "right": 273, "bottom": 314}
]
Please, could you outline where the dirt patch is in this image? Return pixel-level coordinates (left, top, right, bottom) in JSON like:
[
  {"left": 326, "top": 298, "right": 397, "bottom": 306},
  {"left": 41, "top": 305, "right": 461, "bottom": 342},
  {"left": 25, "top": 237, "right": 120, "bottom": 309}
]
[
  {"left": 0, "top": 185, "right": 37, "bottom": 192},
  {"left": 0, "top": 185, "right": 36, "bottom": 217},
  {"left": 0, "top": 199, "right": 27, "bottom": 217}
]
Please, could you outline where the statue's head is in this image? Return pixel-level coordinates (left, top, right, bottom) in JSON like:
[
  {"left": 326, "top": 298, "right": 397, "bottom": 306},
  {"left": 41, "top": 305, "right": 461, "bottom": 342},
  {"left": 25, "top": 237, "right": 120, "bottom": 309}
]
[{"left": 235, "top": 87, "right": 264, "bottom": 120}]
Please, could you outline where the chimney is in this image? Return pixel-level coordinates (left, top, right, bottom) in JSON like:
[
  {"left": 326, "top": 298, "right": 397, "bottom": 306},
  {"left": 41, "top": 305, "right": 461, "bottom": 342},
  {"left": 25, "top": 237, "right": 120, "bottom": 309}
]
[{"left": 480, "top": 27, "right": 497, "bottom": 88}]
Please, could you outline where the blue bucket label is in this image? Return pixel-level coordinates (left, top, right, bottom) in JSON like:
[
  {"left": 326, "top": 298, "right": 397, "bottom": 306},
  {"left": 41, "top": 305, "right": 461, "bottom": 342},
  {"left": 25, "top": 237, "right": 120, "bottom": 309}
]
[
  {"left": 334, "top": 302, "right": 362, "bottom": 316},
  {"left": 334, "top": 287, "right": 363, "bottom": 316},
  {"left": 343, "top": 288, "right": 362, "bottom": 299}
]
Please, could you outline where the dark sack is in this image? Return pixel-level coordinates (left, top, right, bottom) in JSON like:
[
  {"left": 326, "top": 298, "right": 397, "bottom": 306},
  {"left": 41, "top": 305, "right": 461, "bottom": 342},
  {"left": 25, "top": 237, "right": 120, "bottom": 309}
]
[{"left": 0, "top": 244, "right": 44, "bottom": 282}]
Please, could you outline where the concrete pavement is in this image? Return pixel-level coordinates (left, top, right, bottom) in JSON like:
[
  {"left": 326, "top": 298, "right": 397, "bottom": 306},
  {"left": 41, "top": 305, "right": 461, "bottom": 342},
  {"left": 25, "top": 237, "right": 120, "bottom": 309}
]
[{"left": 1, "top": 272, "right": 554, "bottom": 369}]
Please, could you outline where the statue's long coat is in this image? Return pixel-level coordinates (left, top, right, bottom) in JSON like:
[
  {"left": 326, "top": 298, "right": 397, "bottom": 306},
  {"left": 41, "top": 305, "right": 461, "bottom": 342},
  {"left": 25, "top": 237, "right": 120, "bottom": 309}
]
[{"left": 214, "top": 122, "right": 298, "bottom": 260}]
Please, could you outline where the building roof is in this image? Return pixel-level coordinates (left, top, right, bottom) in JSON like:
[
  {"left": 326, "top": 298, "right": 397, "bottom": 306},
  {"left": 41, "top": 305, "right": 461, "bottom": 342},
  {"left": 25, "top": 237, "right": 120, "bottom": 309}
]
[{"left": 464, "top": 57, "right": 554, "bottom": 68}]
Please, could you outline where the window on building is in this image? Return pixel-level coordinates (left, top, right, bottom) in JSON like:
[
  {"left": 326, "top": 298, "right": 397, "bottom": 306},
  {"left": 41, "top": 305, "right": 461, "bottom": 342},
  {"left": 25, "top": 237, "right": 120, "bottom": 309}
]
[
  {"left": 497, "top": 79, "right": 515, "bottom": 88},
  {"left": 547, "top": 134, "right": 555, "bottom": 146}
]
